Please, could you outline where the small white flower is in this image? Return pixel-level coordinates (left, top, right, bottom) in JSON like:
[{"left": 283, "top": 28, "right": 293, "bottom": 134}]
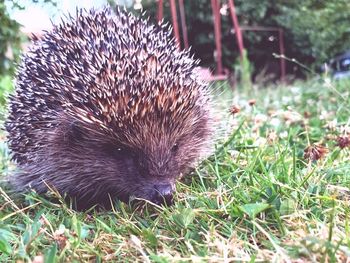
[
  {"left": 270, "top": 118, "right": 281, "bottom": 127},
  {"left": 280, "top": 131, "right": 288, "bottom": 139},
  {"left": 255, "top": 137, "right": 267, "bottom": 146},
  {"left": 254, "top": 114, "right": 268, "bottom": 125}
]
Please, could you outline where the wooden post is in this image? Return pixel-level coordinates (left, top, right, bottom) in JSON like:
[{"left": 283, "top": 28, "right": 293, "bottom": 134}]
[
  {"left": 228, "top": 0, "right": 244, "bottom": 59},
  {"left": 178, "top": 0, "right": 189, "bottom": 49},
  {"left": 157, "top": 0, "right": 163, "bottom": 22},
  {"left": 211, "top": 0, "right": 223, "bottom": 74},
  {"left": 170, "top": 0, "right": 180, "bottom": 46}
]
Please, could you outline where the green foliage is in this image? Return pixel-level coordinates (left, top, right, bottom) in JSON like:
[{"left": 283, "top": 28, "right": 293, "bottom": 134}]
[
  {"left": 0, "top": 75, "right": 13, "bottom": 107},
  {"left": 140, "top": 0, "right": 350, "bottom": 78},
  {"left": 0, "top": 2, "right": 23, "bottom": 76},
  {"left": 0, "top": 0, "right": 57, "bottom": 78},
  {"left": 239, "top": 202, "right": 270, "bottom": 219},
  {"left": 275, "top": 0, "right": 350, "bottom": 64}
]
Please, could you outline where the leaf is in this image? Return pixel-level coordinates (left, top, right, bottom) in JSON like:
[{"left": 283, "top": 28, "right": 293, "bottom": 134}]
[
  {"left": 80, "top": 224, "right": 90, "bottom": 239},
  {"left": 172, "top": 208, "right": 195, "bottom": 229},
  {"left": 0, "top": 234, "right": 12, "bottom": 255},
  {"left": 0, "top": 229, "right": 14, "bottom": 255},
  {"left": 149, "top": 254, "right": 169, "bottom": 263},
  {"left": 23, "top": 218, "right": 42, "bottom": 246},
  {"left": 71, "top": 215, "right": 81, "bottom": 238},
  {"left": 240, "top": 203, "right": 270, "bottom": 218},
  {"left": 44, "top": 243, "right": 57, "bottom": 263},
  {"left": 279, "top": 199, "right": 295, "bottom": 215},
  {"left": 142, "top": 229, "right": 157, "bottom": 248}
]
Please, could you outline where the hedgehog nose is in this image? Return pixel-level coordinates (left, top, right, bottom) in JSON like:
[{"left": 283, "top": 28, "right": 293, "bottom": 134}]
[{"left": 153, "top": 184, "right": 174, "bottom": 206}]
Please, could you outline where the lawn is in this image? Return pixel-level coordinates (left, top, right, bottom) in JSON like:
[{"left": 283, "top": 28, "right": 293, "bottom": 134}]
[{"left": 0, "top": 77, "right": 350, "bottom": 262}]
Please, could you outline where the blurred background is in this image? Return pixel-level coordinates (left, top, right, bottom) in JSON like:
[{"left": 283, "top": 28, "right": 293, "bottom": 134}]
[{"left": 1, "top": 0, "right": 350, "bottom": 90}]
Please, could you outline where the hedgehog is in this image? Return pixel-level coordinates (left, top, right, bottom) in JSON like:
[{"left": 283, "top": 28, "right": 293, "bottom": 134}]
[{"left": 5, "top": 7, "right": 213, "bottom": 209}]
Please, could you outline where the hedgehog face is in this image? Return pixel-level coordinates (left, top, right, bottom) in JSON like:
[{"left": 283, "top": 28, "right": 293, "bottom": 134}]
[
  {"left": 101, "top": 143, "right": 179, "bottom": 206},
  {"left": 39, "top": 118, "right": 207, "bottom": 208},
  {"left": 98, "top": 127, "right": 206, "bottom": 206}
]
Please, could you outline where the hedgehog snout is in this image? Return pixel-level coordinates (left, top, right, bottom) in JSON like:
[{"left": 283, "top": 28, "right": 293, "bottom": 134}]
[{"left": 151, "top": 183, "right": 174, "bottom": 206}]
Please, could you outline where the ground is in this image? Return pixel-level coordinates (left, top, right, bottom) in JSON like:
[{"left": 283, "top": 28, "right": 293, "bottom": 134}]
[{"left": 0, "top": 78, "right": 350, "bottom": 262}]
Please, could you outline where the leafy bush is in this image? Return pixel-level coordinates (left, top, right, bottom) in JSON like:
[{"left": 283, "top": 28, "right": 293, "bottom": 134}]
[
  {"left": 0, "top": 2, "right": 23, "bottom": 76},
  {"left": 140, "top": 0, "right": 350, "bottom": 78}
]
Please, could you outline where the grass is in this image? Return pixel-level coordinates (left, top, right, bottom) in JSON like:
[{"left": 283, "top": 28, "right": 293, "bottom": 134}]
[{"left": 0, "top": 77, "right": 350, "bottom": 262}]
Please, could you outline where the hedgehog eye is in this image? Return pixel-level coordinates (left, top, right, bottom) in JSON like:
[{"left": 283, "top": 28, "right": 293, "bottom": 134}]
[
  {"left": 114, "top": 147, "right": 130, "bottom": 156},
  {"left": 171, "top": 143, "right": 179, "bottom": 153},
  {"left": 104, "top": 145, "right": 129, "bottom": 157}
]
